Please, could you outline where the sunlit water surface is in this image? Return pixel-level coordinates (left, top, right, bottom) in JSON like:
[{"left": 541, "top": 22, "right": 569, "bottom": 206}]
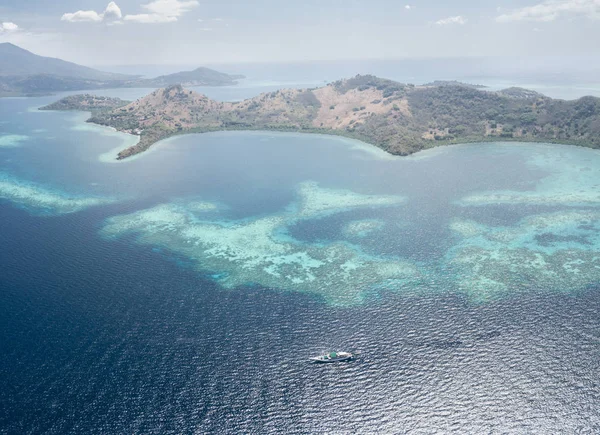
[{"left": 1, "top": 85, "right": 600, "bottom": 433}]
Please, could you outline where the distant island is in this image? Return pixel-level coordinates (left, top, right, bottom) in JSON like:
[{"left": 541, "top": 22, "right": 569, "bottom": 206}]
[
  {"left": 0, "top": 43, "right": 244, "bottom": 97},
  {"left": 41, "top": 75, "right": 600, "bottom": 160},
  {"left": 41, "top": 94, "right": 129, "bottom": 111},
  {"left": 134, "top": 68, "right": 245, "bottom": 88},
  {"left": 422, "top": 80, "right": 487, "bottom": 89}
]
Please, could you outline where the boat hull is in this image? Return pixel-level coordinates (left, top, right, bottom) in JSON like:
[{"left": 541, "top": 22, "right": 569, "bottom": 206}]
[{"left": 310, "top": 354, "right": 353, "bottom": 363}]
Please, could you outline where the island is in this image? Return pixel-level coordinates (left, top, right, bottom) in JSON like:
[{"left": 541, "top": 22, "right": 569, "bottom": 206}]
[
  {"left": 40, "top": 74, "right": 600, "bottom": 160},
  {"left": 422, "top": 80, "right": 487, "bottom": 89},
  {"left": 132, "top": 67, "right": 245, "bottom": 88},
  {"left": 40, "top": 94, "right": 129, "bottom": 111}
]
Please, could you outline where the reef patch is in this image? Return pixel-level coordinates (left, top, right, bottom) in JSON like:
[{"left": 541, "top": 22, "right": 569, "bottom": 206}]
[
  {"left": 0, "top": 172, "right": 115, "bottom": 215},
  {"left": 101, "top": 183, "right": 416, "bottom": 305},
  {"left": 0, "top": 134, "right": 29, "bottom": 148},
  {"left": 342, "top": 219, "right": 386, "bottom": 238},
  {"left": 293, "top": 181, "right": 406, "bottom": 219},
  {"left": 447, "top": 211, "right": 600, "bottom": 302},
  {"left": 459, "top": 144, "right": 600, "bottom": 206}
]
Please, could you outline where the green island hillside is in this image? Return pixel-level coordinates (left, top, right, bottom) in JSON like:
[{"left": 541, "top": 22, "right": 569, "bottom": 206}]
[{"left": 41, "top": 74, "right": 600, "bottom": 160}]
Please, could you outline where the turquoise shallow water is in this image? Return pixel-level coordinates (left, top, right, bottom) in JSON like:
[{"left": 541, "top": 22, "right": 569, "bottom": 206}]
[
  {"left": 2, "top": 91, "right": 600, "bottom": 303},
  {"left": 2, "top": 88, "right": 600, "bottom": 432}
]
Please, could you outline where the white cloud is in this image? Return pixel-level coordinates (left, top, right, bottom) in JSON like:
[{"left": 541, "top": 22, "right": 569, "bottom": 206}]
[
  {"left": 124, "top": 13, "right": 177, "bottom": 23},
  {"left": 0, "top": 22, "right": 19, "bottom": 32},
  {"left": 104, "top": 2, "right": 123, "bottom": 20},
  {"left": 436, "top": 16, "right": 468, "bottom": 25},
  {"left": 405, "top": 5, "right": 411, "bottom": 10},
  {"left": 124, "top": 0, "right": 198, "bottom": 23},
  {"left": 63, "top": 0, "right": 197, "bottom": 25},
  {"left": 496, "top": 0, "right": 600, "bottom": 23},
  {"left": 143, "top": 0, "right": 198, "bottom": 15},
  {"left": 61, "top": 2, "right": 122, "bottom": 23},
  {"left": 61, "top": 10, "right": 103, "bottom": 22}
]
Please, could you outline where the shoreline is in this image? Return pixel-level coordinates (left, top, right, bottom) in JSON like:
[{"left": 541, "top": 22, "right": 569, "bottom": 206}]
[
  {"left": 101, "top": 125, "right": 600, "bottom": 164},
  {"left": 95, "top": 127, "right": 600, "bottom": 166},
  {"left": 73, "top": 115, "right": 144, "bottom": 164}
]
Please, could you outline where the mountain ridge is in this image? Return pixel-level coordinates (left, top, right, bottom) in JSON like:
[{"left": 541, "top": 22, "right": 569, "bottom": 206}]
[
  {"left": 0, "top": 43, "right": 133, "bottom": 81},
  {"left": 0, "top": 43, "right": 244, "bottom": 96}
]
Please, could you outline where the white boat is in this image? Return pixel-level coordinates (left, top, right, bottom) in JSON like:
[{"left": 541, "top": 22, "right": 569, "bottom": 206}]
[{"left": 310, "top": 351, "right": 353, "bottom": 363}]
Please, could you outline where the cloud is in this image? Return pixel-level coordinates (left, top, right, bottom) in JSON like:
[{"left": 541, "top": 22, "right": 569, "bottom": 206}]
[
  {"left": 63, "top": 0, "right": 197, "bottom": 25},
  {"left": 104, "top": 1, "right": 123, "bottom": 20},
  {"left": 61, "top": 2, "right": 122, "bottom": 23},
  {"left": 496, "top": 0, "right": 600, "bottom": 22},
  {"left": 124, "top": 13, "right": 177, "bottom": 23},
  {"left": 436, "top": 16, "right": 468, "bottom": 25},
  {"left": 124, "top": 0, "right": 198, "bottom": 23},
  {"left": 405, "top": 5, "right": 411, "bottom": 10},
  {"left": 61, "top": 10, "right": 103, "bottom": 22},
  {"left": 0, "top": 22, "right": 19, "bottom": 32},
  {"left": 142, "top": 0, "right": 198, "bottom": 16}
]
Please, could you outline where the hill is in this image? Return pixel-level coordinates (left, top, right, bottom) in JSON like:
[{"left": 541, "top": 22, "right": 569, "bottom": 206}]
[{"left": 42, "top": 75, "right": 600, "bottom": 160}]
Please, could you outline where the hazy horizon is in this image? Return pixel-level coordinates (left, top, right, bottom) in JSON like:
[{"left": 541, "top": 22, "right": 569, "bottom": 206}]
[
  {"left": 2, "top": 0, "right": 600, "bottom": 65},
  {"left": 91, "top": 55, "right": 600, "bottom": 101}
]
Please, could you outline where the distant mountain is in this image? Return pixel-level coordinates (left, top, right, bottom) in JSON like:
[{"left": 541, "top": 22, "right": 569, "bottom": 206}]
[
  {"left": 139, "top": 67, "right": 244, "bottom": 87},
  {"left": 0, "top": 43, "right": 244, "bottom": 96},
  {"left": 0, "top": 43, "right": 133, "bottom": 81},
  {"left": 0, "top": 75, "right": 128, "bottom": 96}
]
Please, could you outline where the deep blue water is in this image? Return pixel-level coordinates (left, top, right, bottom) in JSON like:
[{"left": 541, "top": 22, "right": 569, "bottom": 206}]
[{"left": 2, "top": 82, "right": 600, "bottom": 433}]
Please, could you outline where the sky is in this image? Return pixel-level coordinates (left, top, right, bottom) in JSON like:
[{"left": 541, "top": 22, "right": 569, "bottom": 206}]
[{"left": 0, "top": 0, "right": 600, "bottom": 66}]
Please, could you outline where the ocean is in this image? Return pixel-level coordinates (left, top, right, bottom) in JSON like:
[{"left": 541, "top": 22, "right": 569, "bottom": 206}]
[{"left": 1, "top": 72, "right": 600, "bottom": 433}]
